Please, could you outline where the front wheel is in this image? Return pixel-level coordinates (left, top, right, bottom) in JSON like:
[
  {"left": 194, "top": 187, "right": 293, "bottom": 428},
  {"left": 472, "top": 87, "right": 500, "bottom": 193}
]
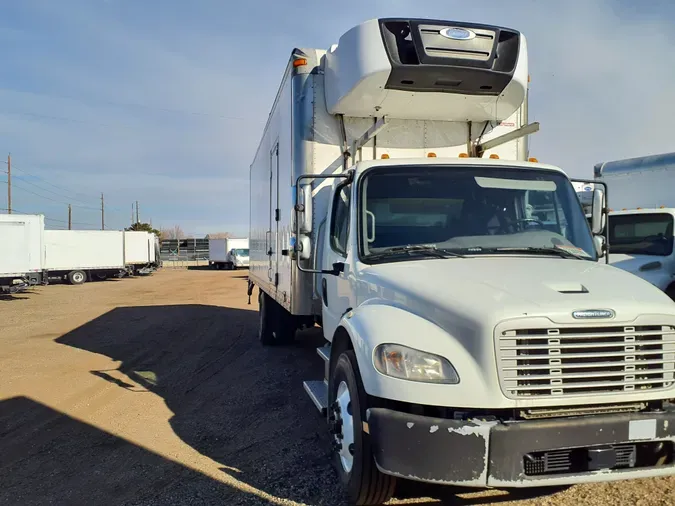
[{"left": 329, "top": 350, "right": 396, "bottom": 505}]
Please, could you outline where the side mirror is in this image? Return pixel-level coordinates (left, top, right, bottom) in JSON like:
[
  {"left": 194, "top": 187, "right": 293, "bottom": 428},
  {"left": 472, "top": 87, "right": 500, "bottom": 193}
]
[
  {"left": 297, "top": 184, "right": 313, "bottom": 234},
  {"left": 594, "top": 235, "right": 605, "bottom": 258},
  {"left": 591, "top": 188, "right": 605, "bottom": 235}
]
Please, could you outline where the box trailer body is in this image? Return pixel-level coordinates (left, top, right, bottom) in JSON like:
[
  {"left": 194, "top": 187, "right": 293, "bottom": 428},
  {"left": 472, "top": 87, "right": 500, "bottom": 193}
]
[
  {"left": 124, "top": 231, "right": 156, "bottom": 274},
  {"left": 44, "top": 230, "right": 126, "bottom": 284},
  {"left": 248, "top": 18, "right": 675, "bottom": 504},
  {"left": 0, "top": 214, "right": 46, "bottom": 292},
  {"left": 148, "top": 233, "right": 160, "bottom": 267},
  {"left": 209, "top": 237, "right": 249, "bottom": 269},
  {"left": 594, "top": 152, "right": 675, "bottom": 298}
]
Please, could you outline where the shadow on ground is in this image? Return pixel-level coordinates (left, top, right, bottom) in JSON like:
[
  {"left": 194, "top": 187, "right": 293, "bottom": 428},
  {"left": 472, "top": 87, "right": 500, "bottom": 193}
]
[
  {"left": 7, "top": 303, "right": 566, "bottom": 506},
  {"left": 0, "top": 396, "right": 267, "bottom": 506}
]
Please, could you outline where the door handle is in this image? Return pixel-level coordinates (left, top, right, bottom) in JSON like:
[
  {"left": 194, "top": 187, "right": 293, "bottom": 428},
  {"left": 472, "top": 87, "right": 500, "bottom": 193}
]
[{"left": 321, "top": 278, "right": 328, "bottom": 306}]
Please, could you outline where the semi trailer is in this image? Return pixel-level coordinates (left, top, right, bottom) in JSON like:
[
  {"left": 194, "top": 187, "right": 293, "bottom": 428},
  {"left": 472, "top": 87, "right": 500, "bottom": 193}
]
[
  {"left": 0, "top": 214, "right": 45, "bottom": 293},
  {"left": 247, "top": 17, "right": 675, "bottom": 505},
  {"left": 594, "top": 152, "right": 675, "bottom": 299}
]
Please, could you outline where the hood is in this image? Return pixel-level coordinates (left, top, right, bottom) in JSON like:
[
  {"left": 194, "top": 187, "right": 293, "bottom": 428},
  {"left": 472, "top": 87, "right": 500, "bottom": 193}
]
[
  {"left": 609, "top": 253, "right": 665, "bottom": 274},
  {"left": 358, "top": 256, "right": 675, "bottom": 328}
]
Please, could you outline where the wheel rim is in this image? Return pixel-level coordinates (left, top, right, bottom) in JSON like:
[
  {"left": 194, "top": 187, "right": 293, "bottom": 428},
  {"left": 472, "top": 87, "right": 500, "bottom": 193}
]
[
  {"left": 333, "top": 380, "right": 355, "bottom": 473},
  {"left": 73, "top": 272, "right": 84, "bottom": 283}
]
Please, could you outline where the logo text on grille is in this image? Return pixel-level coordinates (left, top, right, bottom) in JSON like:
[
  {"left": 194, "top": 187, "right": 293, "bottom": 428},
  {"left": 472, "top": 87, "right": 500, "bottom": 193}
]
[{"left": 572, "top": 309, "right": 616, "bottom": 319}]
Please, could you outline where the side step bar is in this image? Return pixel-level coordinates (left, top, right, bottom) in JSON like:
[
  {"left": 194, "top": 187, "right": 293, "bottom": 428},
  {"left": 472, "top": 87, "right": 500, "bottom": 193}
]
[{"left": 302, "top": 345, "right": 331, "bottom": 415}]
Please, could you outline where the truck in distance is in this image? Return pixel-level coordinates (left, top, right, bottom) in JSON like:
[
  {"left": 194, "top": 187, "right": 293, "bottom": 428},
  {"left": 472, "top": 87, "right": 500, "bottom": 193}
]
[
  {"left": 594, "top": 151, "right": 675, "bottom": 300},
  {"left": 248, "top": 17, "right": 675, "bottom": 505},
  {"left": 209, "top": 237, "right": 249, "bottom": 270}
]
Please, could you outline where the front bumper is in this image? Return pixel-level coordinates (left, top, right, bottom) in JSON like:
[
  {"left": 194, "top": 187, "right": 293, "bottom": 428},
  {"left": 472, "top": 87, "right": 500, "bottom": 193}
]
[{"left": 366, "top": 407, "right": 675, "bottom": 487}]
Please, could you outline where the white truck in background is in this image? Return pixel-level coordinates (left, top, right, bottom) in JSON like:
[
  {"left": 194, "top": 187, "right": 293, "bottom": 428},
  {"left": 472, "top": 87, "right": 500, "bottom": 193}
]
[
  {"left": 209, "top": 237, "right": 249, "bottom": 270},
  {"left": 594, "top": 151, "right": 675, "bottom": 300},
  {"left": 44, "top": 230, "right": 127, "bottom": 284},
  {"left": 247, "top": 17, "right": 675, "bottom": 505},
  {"left": 0, "top": 214, "right": 46, "bottom": 293}
]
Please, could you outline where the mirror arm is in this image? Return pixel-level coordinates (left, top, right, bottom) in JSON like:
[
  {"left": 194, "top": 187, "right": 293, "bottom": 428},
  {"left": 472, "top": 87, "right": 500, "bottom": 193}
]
[{"left": 293, "top": 171, "right": 352, "bottom": 275}]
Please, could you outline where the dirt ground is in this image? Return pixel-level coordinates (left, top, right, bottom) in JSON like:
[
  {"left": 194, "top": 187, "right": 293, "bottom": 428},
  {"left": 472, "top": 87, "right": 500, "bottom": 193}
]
[{"left": 1, "top": 269, "right": 675, "bottom": 506}]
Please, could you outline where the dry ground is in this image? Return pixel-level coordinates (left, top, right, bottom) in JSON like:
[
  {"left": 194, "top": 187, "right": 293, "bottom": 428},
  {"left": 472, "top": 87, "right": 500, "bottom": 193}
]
[{"left": 1, "top": 269, "right": 674, "bottom": 506}]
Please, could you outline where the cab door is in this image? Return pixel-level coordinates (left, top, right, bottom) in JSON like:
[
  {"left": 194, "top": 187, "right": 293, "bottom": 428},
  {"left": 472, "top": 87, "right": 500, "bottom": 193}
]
[{"left": 321, "top": 182, "right": 353, "bottom": 339}]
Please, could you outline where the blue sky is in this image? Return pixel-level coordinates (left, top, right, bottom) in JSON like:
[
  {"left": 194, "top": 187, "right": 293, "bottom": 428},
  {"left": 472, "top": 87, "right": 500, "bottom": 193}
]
[{"left": 0, "top": 0, "right": 673, "bottom": 236}]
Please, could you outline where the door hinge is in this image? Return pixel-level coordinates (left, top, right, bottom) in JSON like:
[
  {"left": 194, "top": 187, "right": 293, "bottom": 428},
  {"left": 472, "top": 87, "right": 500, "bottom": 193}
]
[
  {"left": 274, "top": 273, "right": 279, "bottom": 286},
  {"left": 275, "top": 208, "right": 280, "bottom": 221}
]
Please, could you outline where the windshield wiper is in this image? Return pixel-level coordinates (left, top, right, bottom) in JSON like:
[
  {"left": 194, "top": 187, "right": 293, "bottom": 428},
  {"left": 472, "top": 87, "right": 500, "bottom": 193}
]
[
  {"left": 490, "top": 246, "right": 591, "bottom": 260},
  {"left": 368, "top": 244, "right": 466, "bottom": 261}
]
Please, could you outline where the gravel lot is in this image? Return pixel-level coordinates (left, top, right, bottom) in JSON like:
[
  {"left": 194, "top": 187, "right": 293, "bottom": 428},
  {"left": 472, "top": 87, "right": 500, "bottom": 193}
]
[{"left": 1, "top": 269, "right": 674, "bottom": 506}]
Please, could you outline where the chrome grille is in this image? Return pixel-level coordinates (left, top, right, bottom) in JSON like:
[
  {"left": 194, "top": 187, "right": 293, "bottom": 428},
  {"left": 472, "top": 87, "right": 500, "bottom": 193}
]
[{"left": 497, "top": 325, "right": 675, "bottom": 398}]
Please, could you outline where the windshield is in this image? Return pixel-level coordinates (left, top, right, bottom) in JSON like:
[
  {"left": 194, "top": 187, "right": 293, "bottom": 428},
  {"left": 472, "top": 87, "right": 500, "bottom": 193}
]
[
  {"left": 608, "top": 213, "right": 673, "bottom": 256},
  {"left": 358, "top": 165, "right": 597, "bottom": 262},
  {"left": 234, "top": 248, "right": 249, "bottom": 256}
]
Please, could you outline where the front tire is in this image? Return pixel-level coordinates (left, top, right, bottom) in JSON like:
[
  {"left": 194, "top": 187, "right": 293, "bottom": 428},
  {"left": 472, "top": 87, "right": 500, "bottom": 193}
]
[{"left": 329, "top": 350, "right": 396, "bottom": 505}]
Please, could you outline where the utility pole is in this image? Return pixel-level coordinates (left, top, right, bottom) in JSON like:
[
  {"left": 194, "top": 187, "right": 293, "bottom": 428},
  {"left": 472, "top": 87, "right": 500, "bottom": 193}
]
[
  {"left": 101, "top": 193, "right": 105, "bottom": 230},
  {"left": 68, "top": 204, "right": 72, "bottom": 230},
  {"left": 136, "top": 200, "right": 139, "bottom": 224},
  {"left": 7, "top": 153, "right": 11, "bottom": 214}
]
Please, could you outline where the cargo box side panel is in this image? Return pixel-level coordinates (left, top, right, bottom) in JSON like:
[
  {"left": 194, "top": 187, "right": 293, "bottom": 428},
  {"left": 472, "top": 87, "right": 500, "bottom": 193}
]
[
  {"left": 0, "top": 221, "right": 31, "bottom": 276},
  {"left": 597, "top": 156, "right": 675, "bottom": 210},
  {"left": 208, "top": 239, "right": 227, "bottom": 262},
  {"left": 124, "top": 231, "right": 150, "bottom": 264},
  {"left": 44, "top": 230, "right": 125, "bottom": 270},
  {"left": 250, "top": 61, "right": 294, "bottom": 309}
]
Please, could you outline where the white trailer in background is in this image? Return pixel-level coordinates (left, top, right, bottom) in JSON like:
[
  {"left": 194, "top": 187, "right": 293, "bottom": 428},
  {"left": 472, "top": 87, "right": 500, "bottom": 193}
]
[
  {"left": 44, "top": 230, "right": 126, "bottom": 285},
  {"left": 0, "top": 214, "right": 46, "bottom": 293},
  {"left": 209, "top": 237, "right": 249, "bottom": 270},
  {"left": 124, "top": 231, "right": 157, "bottom": 275},
  {"left": 148, "top": 233, "right": 161, "bottom": 269},
  {"left": 248, "top": 17, "right": 675, "bottom": 504},
  {"left": 594, "top": 151, "right": 675, "bottom": 299}
]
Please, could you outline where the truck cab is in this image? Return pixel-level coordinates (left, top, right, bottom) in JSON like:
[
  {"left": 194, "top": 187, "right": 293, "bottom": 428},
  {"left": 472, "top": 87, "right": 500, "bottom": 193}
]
[
  {"left": 606, "top": 208, "right": 675, "bottom": 299},
  {"left": 249, "top": 17, "right": 675, "bottom": 506},
  {"left": 594, "top": 152, "right": 675, "bottom": 299}
]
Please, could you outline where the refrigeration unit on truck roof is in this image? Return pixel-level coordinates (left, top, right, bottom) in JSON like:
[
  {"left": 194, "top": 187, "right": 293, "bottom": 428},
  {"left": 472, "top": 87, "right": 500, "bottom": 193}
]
[{"left": 323, "top": 18, "right": 528, "bottom": 122}]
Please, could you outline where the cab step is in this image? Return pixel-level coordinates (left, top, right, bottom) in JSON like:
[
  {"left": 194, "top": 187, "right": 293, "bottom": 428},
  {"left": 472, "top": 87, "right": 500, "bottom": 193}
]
[
  {"left": 303, "top": 345, "right": 332, "bottom": 415},
  {"left": 303, "top": 380, "right": 328, "bottom": 414}
]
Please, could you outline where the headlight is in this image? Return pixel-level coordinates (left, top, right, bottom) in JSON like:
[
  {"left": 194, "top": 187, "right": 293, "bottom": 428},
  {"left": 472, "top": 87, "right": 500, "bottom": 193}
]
[{"left": 373, "top": 344, "right": 459, "bottom": 384}]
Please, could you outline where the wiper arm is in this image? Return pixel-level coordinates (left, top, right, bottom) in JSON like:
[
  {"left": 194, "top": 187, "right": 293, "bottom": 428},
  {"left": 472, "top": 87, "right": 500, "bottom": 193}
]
[
  {"left": 492, "top": 246, "right": 590, "bottom": 260},
  {"left": 369, "top": 244, "right": 465, "bottom": 260}
]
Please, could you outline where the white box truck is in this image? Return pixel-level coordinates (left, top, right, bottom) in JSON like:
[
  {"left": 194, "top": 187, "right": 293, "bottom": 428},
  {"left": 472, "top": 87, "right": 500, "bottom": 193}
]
[
  {"left": 247, "top": 17, "right": 675, "bottom": 504},
  {"left": 44, "top": 230, "right": 126, "bottom": 284},
  {"left": 0, "top": 213, "right": 46, "bottom": 293},
  {"left": 595, "top": 152, "right": 675, "bottom": 300},
  {"left": 209, "top": 237, "right": 249, "bottom": 270},
  {"left": 124, "top": 231, "right": 157, "bottom": 275}
]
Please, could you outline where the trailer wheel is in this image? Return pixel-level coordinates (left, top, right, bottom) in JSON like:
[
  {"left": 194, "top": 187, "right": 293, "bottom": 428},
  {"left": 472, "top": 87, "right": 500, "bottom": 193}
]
[
  {"left": 68, "top": 270, "right": 87, "bottom": 285},
  {"left": 329, "top": 350, "right": 396, "bottom": 505}
]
